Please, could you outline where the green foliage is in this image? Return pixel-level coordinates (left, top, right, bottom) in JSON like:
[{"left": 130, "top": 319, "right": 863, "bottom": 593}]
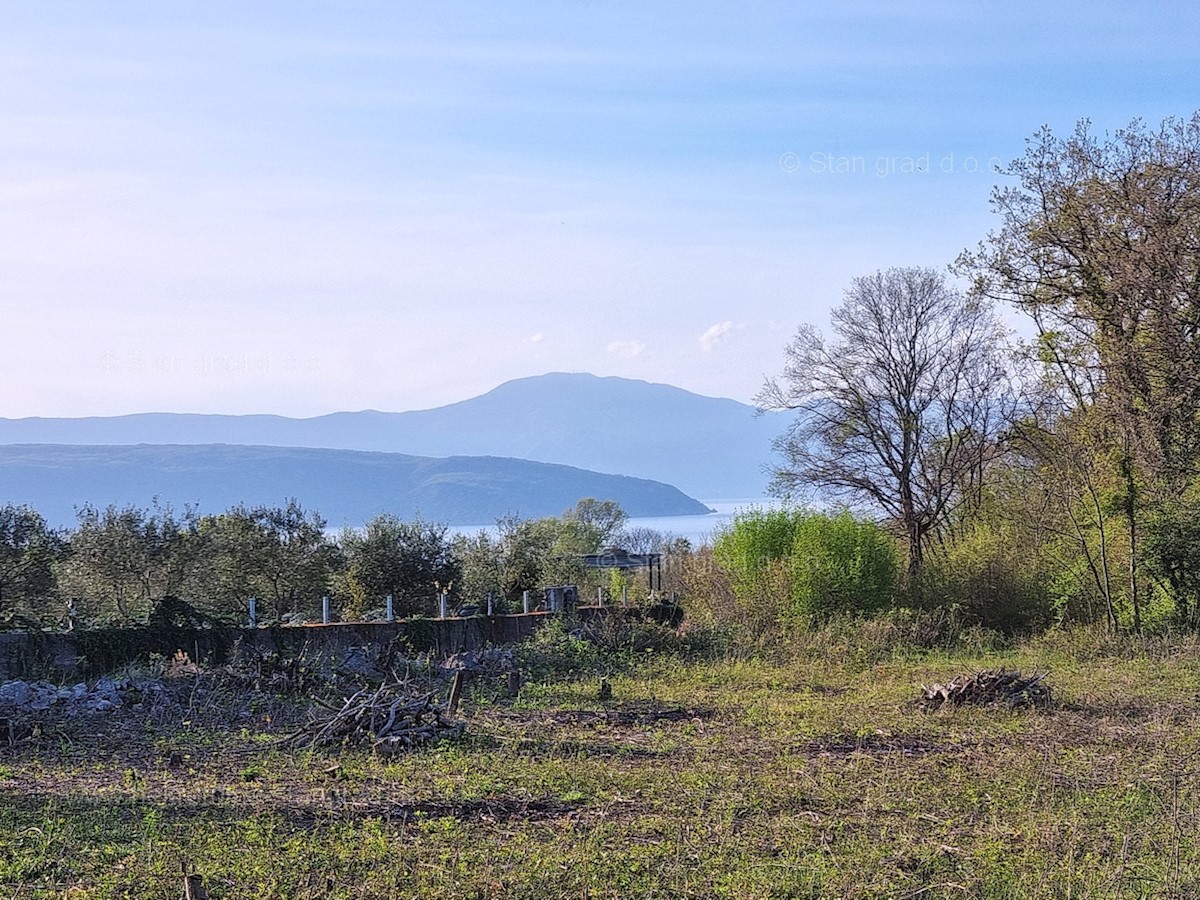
[
  {"left": 762, "top": 267, "right": 1011, "bottom": 582},
  {"left": 1143, "top": 500, "right": 1200, "bottom": 629},
  {"left": 494, "top": 515, "right": 561, "bottom": 603},
  {"left": 493, "top": 503, "right": 631, "bottom": 605},
  {"left": 712, "top": 506, "right": 804, "bottom": 598},
  {"left": 607, "top": 567, "right": 629, "bottom": 603},
  {"left": 917, "top": 523, "right": 1054, "bottom": 634},
  {"left": 790, "top": 511, "right": 897, "bottom": 620},
  {"left": 198, "top": 500, "right": 340, "bottom": 623},
  {"left": 341, "top": 514, "right": 459, "bottom": 619},
  {"left": 453, "top": 530, "right": 505, "bottom": 611},
  {"left": 710, "top": 508, "right": 897, "bottom": 634},
  {"left": 562, "top": 498, "right": 628, "bottom": 546},
  {"left": 1046, "top": 555, "right": 1113, "bottom": 627},
  {"left": 710, "top": 507, "right": 804, "bottom": 639},
  {"left": 516, "top": 617, "right": 603, "bottom": 678},
  {"left": 0, "top": 504, "right": 62, "bottom": 629},
  {"left": 961, "top": 115, "right": 1200, "bottom": 634},
  {"left": 59, "top": 501, "right": 205, "bottom": 627}
]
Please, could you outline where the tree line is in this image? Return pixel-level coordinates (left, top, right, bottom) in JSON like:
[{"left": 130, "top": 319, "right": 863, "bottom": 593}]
[
  {"left": 748, "top": 113, "right": 1200, "bottom": 634},
  {"left": 0, "top": 497, "right": 686, "bottom": 630}
]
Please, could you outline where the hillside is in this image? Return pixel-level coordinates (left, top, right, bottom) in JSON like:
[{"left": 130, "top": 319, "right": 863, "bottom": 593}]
[
  {"left": 0, "top": 374, "right": 784, "bottom": 498},
  {"left": 0, "top": 444, "right": 711, "bottom": 528}
]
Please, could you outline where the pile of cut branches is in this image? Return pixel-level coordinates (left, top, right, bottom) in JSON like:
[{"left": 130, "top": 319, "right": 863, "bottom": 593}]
[
  {"left": 919, "top": 669, "right": 1051, "bottom": 711},
  {"left": 280, "top": 682, "right": 464, "bottom": 753}
]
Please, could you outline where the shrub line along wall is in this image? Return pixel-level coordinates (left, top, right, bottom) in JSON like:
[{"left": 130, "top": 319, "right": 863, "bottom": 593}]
[{"left": 0, "top": 610, "right": 579, "bottom": 682}]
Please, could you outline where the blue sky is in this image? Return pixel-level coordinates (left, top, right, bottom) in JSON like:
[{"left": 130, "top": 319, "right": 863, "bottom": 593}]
[{"left": 2, "top": 1, "right": 1197, "bottom": 416}]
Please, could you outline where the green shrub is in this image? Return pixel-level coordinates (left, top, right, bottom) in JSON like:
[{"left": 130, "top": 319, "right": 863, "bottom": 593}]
[
  {"left": 516, "top": 617, "right": 603, "bottom": 678},
  {"left": 790, "top": 511, "right": 897, "bottom": 620},
  {"left": 674, "top": 546, "right": 777, "bottom": 654},
  {"left": 712, "top": 507, "right": 805, "bottom": 595},
  {"left": 921, "top": 523, "right": 1054, "bottom": 634},
  {"left": 1144, "top": 501, "right": 1200, "bottom": 629},
  {"left": 710, "top": 507, "right": 806, "bottom": 639}
]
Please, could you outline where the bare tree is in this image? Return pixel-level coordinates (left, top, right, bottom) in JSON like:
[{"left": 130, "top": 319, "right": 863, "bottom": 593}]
[{"left": 758, "top": 267, "right": 1012, "bottom": 581}]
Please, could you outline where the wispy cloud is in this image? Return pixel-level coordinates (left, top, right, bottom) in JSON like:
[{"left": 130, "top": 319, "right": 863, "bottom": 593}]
[
  {"left": 607, "top": 340, "right": 646, "bottom": 359},
  {"left": 699, "top": 321, "right": 735, "bottom": 352}
]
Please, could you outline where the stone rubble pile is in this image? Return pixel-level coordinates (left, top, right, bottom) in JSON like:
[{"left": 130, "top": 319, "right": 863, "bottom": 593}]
[
  {"left": 0, "top": 676, "right": 170, "bottom": 716},
  {"left": 440, "top": 648, "right": 516, "bottom": 676}
]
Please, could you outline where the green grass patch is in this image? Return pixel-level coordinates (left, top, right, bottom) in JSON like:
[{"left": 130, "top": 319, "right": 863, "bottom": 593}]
[{"left": 2, "top": 636, "right": 1200, "bottom": 897}]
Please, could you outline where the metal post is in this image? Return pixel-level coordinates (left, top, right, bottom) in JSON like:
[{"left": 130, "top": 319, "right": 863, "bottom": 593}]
[
  {"left": 322, "top": 595, "right": 330, "bottom": 625},
  {"left": 522, "top": 590, "right": 530, "bottom": 614},
  {"left": 439, "top": 592, "right": 448, "bottom": 619},
  {"left": 249, "top": 596, "right": 257, "bottom": 628},
  {"left": 385, "top": 593, "right": 394, "bottom": 622},
  {"left": 486, "top": 592, "right": 494, "bottom": 616},
  {"left": 622, "top": 585, "right": 628, "bottom": 608},
  {"left": 597, "top": 586, "right": 604, "bottom": 607}
]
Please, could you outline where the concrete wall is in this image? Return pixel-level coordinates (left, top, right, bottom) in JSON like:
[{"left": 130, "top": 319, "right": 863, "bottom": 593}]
[{"left": 0, "top": 611, "right": 569, "bottom": 682}]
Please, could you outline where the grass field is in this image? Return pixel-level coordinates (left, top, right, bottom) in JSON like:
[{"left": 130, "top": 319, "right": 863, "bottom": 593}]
[{"left": 2, "top": 628, "right": 1200, "bottom": 898}]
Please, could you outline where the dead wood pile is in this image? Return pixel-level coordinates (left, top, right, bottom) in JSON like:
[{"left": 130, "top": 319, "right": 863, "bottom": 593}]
[
  {"left": 919, "top": 669, "right": 1051, "bottom": 711},
  {"left": 281, "top": 682, "right": 464, "bottom": 754}
]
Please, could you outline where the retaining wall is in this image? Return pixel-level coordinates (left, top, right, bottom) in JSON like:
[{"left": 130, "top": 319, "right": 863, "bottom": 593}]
[{"left": 0, "top": 610, "right": 578, "bottom": 682}]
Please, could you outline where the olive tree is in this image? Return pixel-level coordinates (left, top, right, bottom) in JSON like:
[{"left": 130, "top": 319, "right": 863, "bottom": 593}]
[
  {"left": 200, "top": 500, "right": 340, "bottom": 623},
  {"left": 59, "top": 501, "right": 205, "bottom": 626},
  {"left": 0, "top": 504, "right": 61, "bottom": 628},
  {"left": 341, "top": 514, "right": 459, "bottom": 618}
]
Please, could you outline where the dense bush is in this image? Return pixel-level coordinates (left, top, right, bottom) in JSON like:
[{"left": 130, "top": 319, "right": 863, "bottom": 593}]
[
  {"left": 515, "top": 617, "right": 604, "bottom": 677},
  {"left": 708, "top": 507, "right": 899, "bottom": 632},
  {"left": 712, "top": 507, "right": 804, "bottom": 594},
  {"left": 917, "top": 523, "right": 1054, "bottom": 634},
  {"left": 790, "top": 511, "right": 897, "bottom": 621},
  {"left": 1143, "top": 501, "right": 1200, "bottom": 629},
  {"left": 709, "top": 508, "right": 803, "bottom": 640}
]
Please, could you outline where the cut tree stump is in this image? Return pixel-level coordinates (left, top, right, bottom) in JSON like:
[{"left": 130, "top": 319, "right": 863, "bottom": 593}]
[
  {"left": 446, "top": 670, "right": 465, "bottom": 716},
  {"left": 183, "top": 873, "right": 209, "bottom": 900}
]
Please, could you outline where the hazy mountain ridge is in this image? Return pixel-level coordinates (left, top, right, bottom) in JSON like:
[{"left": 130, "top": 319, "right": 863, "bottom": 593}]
[
  {"left": 0, "top": 373, "right": 783, "bottom": 497},
  {"left": 0, "top": 443, "right": 711, "bottom": 528}
]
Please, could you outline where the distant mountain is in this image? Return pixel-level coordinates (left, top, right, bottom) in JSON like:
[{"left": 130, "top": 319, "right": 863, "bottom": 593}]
[
  {"left": 0, "top": 444, "right": 711, "bottom": 529},
  {"left": 0, "top": 373, "right": 784, "bottom": 497}
]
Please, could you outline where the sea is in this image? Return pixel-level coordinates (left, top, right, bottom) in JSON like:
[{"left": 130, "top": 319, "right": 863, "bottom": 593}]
[{"left": 445, "top": 498, "right": 779, "bottom": 547}]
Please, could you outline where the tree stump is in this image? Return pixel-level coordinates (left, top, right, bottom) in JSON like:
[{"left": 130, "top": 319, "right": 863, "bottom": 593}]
[{"left": 183, "top": 873, "right": 209, "bottom": 900}]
